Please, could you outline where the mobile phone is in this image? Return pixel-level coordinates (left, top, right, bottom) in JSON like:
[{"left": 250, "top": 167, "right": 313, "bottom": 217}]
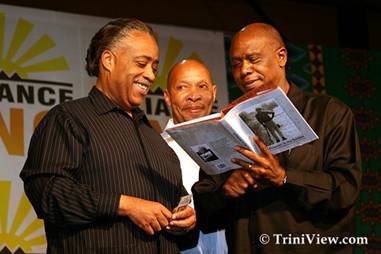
[{"left": 174, "top": 194, "right": 192, "bottom": 212}]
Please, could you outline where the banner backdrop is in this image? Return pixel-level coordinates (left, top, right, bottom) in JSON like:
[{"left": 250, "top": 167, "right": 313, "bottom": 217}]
[{"left": 0, "top": 4, "right": 228, "bottom": 253}]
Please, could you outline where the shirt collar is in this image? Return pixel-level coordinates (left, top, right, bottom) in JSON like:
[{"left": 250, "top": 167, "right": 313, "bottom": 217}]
[
  {"left": 89, "top": 86, "right": 118, "bottom": 115},
  {"left": 89, "top": 86, "right": 149, "bottom": 124},
  {"left": 287, "top": 82, "right": 305, "bottom": 112},
  {"left": 164, "top": 118, "right": 175, "bottom": 130},
  {"left": 161, "top": 118, "right": 175, "bottom": 140}
]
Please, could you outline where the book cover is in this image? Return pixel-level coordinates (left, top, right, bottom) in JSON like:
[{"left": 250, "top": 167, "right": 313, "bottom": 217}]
[{"left": 166, "top": 87, "right": 318, "bottom": 175}]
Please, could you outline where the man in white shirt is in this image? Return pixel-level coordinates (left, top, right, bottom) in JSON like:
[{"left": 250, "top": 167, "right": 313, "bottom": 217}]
[{"left": 162, "top": 59, "right": 228, "bottom": 254}]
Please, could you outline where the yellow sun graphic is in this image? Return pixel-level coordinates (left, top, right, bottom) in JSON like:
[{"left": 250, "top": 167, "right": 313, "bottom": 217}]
[
  {"left": 152, "top": 36, "right": 201, "bottom": 93},
  {"left": 0, "top": 181, "right": 46, "bottom": 252},
  {"left": 0, "top": 12, "right": 69, "bottom": 78},
  {"left": 0, "top": 12, "right": 72, "bottom": 252}
]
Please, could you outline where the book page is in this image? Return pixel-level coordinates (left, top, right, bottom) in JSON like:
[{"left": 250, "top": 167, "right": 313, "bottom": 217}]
[
  {"left": 224, "top": 87, "right": 318, "bottom": 155},
  {"left": 166, "top": 120, "right": 248, "bottom": 175},
  {"left": 169, "top": 112, "right": 222, "bottom": 127}
]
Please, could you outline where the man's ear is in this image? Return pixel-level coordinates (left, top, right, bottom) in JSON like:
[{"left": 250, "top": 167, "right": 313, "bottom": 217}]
[
  {"left": 277, "top": 47, "right": 287, "bottom": 68},
  {"left": 163, "top": 89, "right": 172, "bottom": 108},
  {"left": 212, "top": 84, "right": 217, "bottom": 103},
  {"left": 100, "top": 49, "right": 114, "bottom": 73}
]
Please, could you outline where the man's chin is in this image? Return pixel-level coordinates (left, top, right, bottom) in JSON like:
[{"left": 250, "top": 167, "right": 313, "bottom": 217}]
[
  {"left": 124, "top": 100, "right": 144, "bottom": 111},
  {"left": 242, "top": 82, "right": 265, "bottom": 93},
  {"left": 131, "top": 95, "right": 146, "bottom": 106},
  {"left": 184, "top": 113, "right": 205, "bottom": 121}
]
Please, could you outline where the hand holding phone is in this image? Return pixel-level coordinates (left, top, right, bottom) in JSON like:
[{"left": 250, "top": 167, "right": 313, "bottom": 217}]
[
  {"left": 174, "top": 194, "right": 192, "bottom": 213},
  {"left": 168, "top": 194, "right": 195, "bottom": 234}
]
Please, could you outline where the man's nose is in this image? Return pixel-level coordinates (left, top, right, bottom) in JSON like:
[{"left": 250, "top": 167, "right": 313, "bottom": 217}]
[
  {"left": 144, "top": 66, "right": 156, "bottom": 82},
  {"left": 187, "top": 87, "right": 202, "bottom": 101},
  {"left": 240, "top": 60, "right": 252, "bottom": 77}
]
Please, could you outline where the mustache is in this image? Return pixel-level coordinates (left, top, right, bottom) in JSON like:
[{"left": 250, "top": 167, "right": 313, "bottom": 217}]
[{"left": 182, "top": 104, "right": 206, "bottom": 110}]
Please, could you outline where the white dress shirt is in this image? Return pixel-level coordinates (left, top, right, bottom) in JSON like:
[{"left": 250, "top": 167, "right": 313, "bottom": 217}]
[{"left": 162, "top": 119, "right": 228, "bottom": 254}]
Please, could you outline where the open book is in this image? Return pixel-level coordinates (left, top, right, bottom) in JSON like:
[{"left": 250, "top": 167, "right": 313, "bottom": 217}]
[{"left": 166, "top": 87, "right": 318, "bottom": 175}]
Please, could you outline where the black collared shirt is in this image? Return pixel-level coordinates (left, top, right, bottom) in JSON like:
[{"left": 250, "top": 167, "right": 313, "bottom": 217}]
[
  {"left": 21, "top": 87, "right": 186, "bottom": 253},
  {"left": 193, "top": 83, "right": 362, "bottom": 254}
]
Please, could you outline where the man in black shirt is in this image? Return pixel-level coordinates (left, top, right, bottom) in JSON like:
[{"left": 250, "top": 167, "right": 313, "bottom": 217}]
[
  {"left": 21, "top": 18, "right": 196, "bottom": 254},
  {"left": 192, "top": 23, "right": 362, "bottom": 254}
]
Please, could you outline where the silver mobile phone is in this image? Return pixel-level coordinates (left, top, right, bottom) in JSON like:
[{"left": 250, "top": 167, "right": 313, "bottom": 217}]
[{"left": 174, "top": 194, "right": 192, "bottom": 212}]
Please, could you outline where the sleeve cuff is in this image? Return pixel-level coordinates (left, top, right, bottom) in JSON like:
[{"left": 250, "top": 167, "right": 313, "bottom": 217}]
[
  {"left": 284, "top": 168, "right": 304, "bottom": 186},
  {"left": 96, "top": 193, "right": 120, "bottom": 218},
  {"left": 284, "top": 168, "right": 333, "bottom": 191}
]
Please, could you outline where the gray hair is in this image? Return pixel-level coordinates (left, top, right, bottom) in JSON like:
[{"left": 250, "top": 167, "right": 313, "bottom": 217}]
[{"left": 85, "top": 18, "right": 155, "bottom": 77}]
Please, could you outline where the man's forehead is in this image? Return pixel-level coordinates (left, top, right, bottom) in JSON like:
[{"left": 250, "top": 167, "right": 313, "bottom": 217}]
[
  {"left": 119, "top": 31, "right": 158, "bottom": 48},
  {"left": 233, "top": 25, "right": 284, "bottom": 51},
  {"left": 231, "top": 43, "right": 262, "bottom": 58},
  {"left": 171, "top": 67, "right": 212, "bottom": 84},
  {"left": 176, "top": 59, "right": 206, "bottom": 70},
  {"left": 172, "top": 61, "right": 209, "bottom": 76},
  {"left": 116, "top": 37, "right": 159, "bottom": 61},
  {"left": 168, "top": 64, "right": 213, "bottom": 90}
]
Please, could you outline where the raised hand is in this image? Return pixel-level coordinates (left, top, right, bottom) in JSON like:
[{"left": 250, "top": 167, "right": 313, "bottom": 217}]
[{"left": 232, "top": 135, "right": 286, "bottom": 187}]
